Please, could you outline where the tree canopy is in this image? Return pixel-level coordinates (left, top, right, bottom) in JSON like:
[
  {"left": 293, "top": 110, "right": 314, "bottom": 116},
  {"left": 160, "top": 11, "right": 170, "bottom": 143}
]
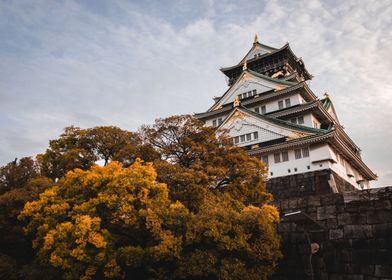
[{"left": 1, "top": 115, "right": 281, "bottom": 280}]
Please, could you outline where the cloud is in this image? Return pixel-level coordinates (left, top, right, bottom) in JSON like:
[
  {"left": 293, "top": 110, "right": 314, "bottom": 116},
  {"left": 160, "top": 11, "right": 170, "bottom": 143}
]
[{"left": 0, "top": 0, "right": 391, "bottom": 187}]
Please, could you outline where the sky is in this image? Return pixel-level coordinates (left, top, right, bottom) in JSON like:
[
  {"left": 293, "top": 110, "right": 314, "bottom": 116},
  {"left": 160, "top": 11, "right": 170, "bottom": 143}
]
[{"left": 0, "top": 0, "right": 391, "bottom": 187}]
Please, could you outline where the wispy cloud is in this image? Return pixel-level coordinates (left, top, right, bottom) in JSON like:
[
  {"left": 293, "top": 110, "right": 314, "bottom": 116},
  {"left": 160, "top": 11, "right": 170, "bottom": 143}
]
[{"left": 0, "top": 0, "right": 391, "bottom": 186}]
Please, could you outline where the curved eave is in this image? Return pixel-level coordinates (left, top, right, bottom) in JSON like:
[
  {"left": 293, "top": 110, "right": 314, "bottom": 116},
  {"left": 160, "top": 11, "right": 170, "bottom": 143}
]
[
  {"left": 248, "top": 131, "right": 334, "bottom": 155},
  {"left": 200, "top": 81, "right": 316, "bottom": 118},
  {"left": 220, "top": 43, "right": 289, "bottom": 72},
  {"left": 235, "top": 106, "right": 329, "bottom": 135},
  {"left": 220, "top": 43, "right": 312, "bottom": 80},
  {"left": 207, "top": 69, "right": 297, "bottom": 112},
  {"left": 331, "top": 134, "right": 377, "bottom": 180}
]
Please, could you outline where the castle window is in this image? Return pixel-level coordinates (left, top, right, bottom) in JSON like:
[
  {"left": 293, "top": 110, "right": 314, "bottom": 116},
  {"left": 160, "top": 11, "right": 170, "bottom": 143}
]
[
  {"left": 294, "top": 168, "right": 298, "bottom": 172},
  {"left": 261, "top": 155, "right": 268, "bottom": 165},
  {"left": 288, "top": 169, "right": 291, "bottom": 173},
  {"left": 246, "top": 133, "right": 251, "bottom": 141},
  {"left": 234, "top": 136, "right": 239, "bottom": 144},
  {"left": 252, "top": 89, "right": 257, "bottom": 95},
  {"left": 255, "top": 107, "right": 260, "bottom": 113},
  {"left": 212, "top": 120, "right": 217, "bottom": 127},
  {"left": 295, "top": 149, "right": 302, "bottom": 159},
  {"left": 240, "top": 135, "right": 245, "bottom": 142},
  {"left": 261, "top": 105, "right": 266, "bottom": 114},
  {"left": 282, "top": 151, "right": 289, "bottom": 162},
  {"left": 285, "top": 98, "right": 291, "bottom": 107},
  {"left": 218, "top": 118, "right": 223, "bottom": 125},
  {"left": 253, "top": 132, "right": 259, "bottom": 139},
  {"left": 270, "top": 172, "right": 273, "bottom": 176},
  {"left": 307, "top": 165, "right": 310, "bottom": 170},
  {"left": 274, "top": 153, "right": 281, "bottom": 163},
  {"left": 278, "top": 100, "right": 284, "bottom": 110},
  {"left": 302, "top": 147, "right": 309, "bottom": 157},
  {"left": 298, "top": 116, "right": 304, "bottom": 124},
  {"left": 291, "top": 118, "right": 297, "bottom": 124}
]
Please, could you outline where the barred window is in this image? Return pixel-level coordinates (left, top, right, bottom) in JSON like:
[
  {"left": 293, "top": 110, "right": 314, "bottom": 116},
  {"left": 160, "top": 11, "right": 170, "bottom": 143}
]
[
  {"left": 282, "top": 151, "right": 289, "bottom": 162},
  {"left": 234, "top": 136, "right": 239, "bottom": 144},
  {"left": 274, "top": 153, "right": 281, "bottom": 163},
  {"left": 212, "top": 120, "right": 217, "bottom": 127},
  {"left": 253, "top": 131, "right": 258, "bottom": 139},
  {"left": 218, "top": 118, "right": 223, "bottom": 125},
  {"left": 285, "top": 98, "right": 291, "bottom": 107},
  {"left": 295, "top": 149, "right": 302, "bottom": 159},
  {"left": 261, "top": 155, "right": 269, "bottom": 165},
  {"left": 278, "top": 100, "right": 284, "bottom": 110},
  {"left": 302, "top": 147, "right": 309, "bottom": 157},
  {"left": 240, "top": 135, "right": 245, "bottom": 142},
  {"left": 298, "top": 116, "right": 304, "bottom": 124},
  {"left": 261, "top": 105, "right": 266, "bottom": 114},
  {"left": 246, "top": 133, "right": 251, "bottom": 141},
  {"left": 255, "top": 107, "right": 260, "bottom": 113}
]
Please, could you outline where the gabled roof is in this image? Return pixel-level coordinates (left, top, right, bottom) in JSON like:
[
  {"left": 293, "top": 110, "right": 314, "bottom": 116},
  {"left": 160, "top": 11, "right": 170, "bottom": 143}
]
[
  {"left": 217, "top": 105, "right": 330, "bottom": 135},
  {"left": 220, "top": 42, "right": 288, "bottom": 72},
  {"left": 208, "top": 69, "right": 297, "bottom": 112},
  {"left": 220, "top": 41, "right": 312, "bottom": 81}
]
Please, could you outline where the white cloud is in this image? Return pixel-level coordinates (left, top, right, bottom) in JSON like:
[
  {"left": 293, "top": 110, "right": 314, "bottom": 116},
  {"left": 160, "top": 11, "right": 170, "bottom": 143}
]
[{"left": 0, "top": 0, "right": 391, "bottom": 187}]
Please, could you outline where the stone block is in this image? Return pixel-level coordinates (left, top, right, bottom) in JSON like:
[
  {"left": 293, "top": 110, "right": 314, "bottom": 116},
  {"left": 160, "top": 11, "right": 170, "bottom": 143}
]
[
  {"left": 307, "top": 196, "right": 321, "bottom": 207},
  {"left": 327, "top": 218, "right": 338, "bottom": 228},
  {"left": 317, "top": 205, "right": 337, "bottom": 220},
  {"left": 367, "top": 210, "right": 392, "bottom": 224},
  {"left": 374, "top": 199, "right": 391, "bottom": 210},
  {"left": 329, "top": 228, "right": 344, "bottom": 240},
  {"left": 344, "top": 275, "right": 364, "bottom": 280},
  {"left": 344, "top": 225, "right": 373, "bottom": 238},
  {"left": 337, "top": 213, "right": 352, "bottom": 225},
  {"left": 360, "top": 265, "right": 375, "bottom": 276},
  {"left": 375, "top": 265, "right": 392, "bottom": 277},
  {"left": 372, "top": 223, "right": 392, "bottom": 237}
]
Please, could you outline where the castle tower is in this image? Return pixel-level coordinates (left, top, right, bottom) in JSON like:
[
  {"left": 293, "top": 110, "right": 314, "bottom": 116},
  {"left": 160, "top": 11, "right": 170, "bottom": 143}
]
[{"left": 195, "top": 36, "right": 376, "bottom": 196}]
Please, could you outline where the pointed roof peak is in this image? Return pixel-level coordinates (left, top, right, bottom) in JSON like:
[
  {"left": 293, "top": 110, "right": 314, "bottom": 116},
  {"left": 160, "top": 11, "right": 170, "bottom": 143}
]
[{"left": 253, "top": 34, "right": 259, "bottom": 44}]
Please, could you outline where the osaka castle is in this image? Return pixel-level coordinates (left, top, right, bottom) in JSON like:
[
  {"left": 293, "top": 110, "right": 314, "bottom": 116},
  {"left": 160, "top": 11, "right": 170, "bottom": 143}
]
[{"left": 195, "top": 35, "right": 377, "bottom": 194}]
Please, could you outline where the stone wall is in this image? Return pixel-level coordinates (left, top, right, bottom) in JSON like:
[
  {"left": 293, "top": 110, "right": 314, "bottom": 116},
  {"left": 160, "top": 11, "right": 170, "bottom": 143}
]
[
  {"left": 269, "top": 183, "right": 392, "bottom": 280},
  {"left": 266, "top": 170, "right": 356, "bottom": 200}
]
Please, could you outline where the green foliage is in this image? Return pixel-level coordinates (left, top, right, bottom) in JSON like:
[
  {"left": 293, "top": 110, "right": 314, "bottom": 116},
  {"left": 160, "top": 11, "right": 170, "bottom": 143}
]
[
  {"left": 38, "top": 126, "right": 159, "bottom": 180},
  {"left": 143, "top": 115, "right": 271, "bottom": 210},
  {"left": 0, "top": 157, "right": 53, "bottom": 279},
  {"left": 3, "top": 117, "right": 281, "bottom": 280}
]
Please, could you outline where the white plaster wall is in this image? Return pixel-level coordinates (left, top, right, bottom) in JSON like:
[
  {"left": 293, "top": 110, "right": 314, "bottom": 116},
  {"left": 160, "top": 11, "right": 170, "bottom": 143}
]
[
  {"left": 205, "top": 114, "right": 229, "bottom": 127},
  {"left": 249, "top": 93, "right": 303, "bottom": 114},
  {"left": 262, "top": 146, "right": 333, "bottom": 178}
]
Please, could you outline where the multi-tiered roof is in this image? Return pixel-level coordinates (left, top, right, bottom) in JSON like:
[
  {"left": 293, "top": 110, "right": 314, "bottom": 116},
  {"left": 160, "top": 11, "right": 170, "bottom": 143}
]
[{"left": 195, "top": 36, "right": 376, "bottom": 189}]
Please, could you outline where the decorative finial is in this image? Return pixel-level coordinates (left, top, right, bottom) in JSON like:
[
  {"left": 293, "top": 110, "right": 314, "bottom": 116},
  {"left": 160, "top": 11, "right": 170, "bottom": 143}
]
[
  {"left": 242, "top": 61, "right": 248, "bottom": 71},
  {"left": 233, "top": 96, "right": 240, "bottom": 107},
  {"left": 254, "top": 34, "right": 258, "bottom": 44},
  {"left": 324, "top": 92, "right": 330, "bottom": 99}
]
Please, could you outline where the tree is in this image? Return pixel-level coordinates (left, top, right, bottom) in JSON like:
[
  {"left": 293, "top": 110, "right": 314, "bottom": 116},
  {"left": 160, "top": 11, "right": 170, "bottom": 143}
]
[
  {"left": 38, "top": 126, "right": 96, "bottom": 180},
  {"left": 19, "top": 161, "right": 189, "bottom": 280},
  {"left": 20, "top": 161, "right": 281, "bottom": 280},
  {"left": 177, "top": 193, "right": 281, "bottom": 280},
  {"left": 0, "top": 157, "right": 53, "bottom": 279},
  {"left": 38, "top": 126, "right": 159, "bottom": 181},
  {"left": 142, "top": 115, "right": 271, "bottom": 210}
]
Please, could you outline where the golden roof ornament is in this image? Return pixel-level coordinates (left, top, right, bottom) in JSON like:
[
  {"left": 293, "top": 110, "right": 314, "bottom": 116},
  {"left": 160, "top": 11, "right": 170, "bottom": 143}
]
[
  {"left": 242, "top": 61, "right": 248, "bottom": 71},
  {"left": 233, "top": 96, "right": 240, "bottom": 107},
  {"left": 324, "top": 92, "right": 330, "bottom": 99},
  {"left": 254, "top": 33, "right": 259, "bottom": 44}
]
